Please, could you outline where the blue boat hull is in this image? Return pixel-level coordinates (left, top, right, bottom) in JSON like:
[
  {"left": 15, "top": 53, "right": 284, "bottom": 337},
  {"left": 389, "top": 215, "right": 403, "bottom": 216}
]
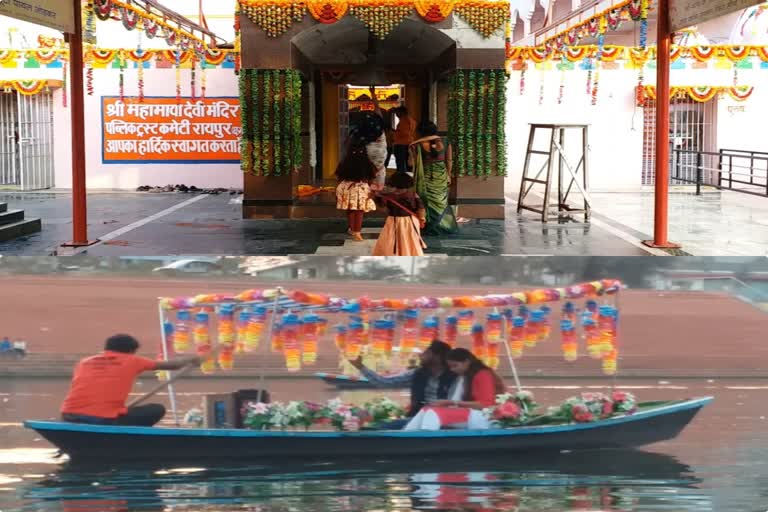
[
  {"left": 315, "top": 373, "right": 406, "bottom": 390},
  {"left": 25, "top": 397, "right": 712, "bottom": 462}
]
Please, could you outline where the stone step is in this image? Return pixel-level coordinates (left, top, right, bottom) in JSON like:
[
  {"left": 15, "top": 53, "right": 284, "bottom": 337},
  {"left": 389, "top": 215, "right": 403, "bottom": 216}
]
[
  {"left": 0, "top": 218, "right": 42, "bottom": 242},
  {"left": 0, "top": 209, "right": 25, "bottom": 226}
]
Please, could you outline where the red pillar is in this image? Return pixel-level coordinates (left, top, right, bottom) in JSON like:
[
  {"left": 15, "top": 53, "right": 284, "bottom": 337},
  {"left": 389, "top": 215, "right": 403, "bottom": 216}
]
[
  {"left": 644, "top": 0, "right": 679, "bottom": 249},
  {"left": 63, "top": 0, "right": 94, "bottom": 247}
]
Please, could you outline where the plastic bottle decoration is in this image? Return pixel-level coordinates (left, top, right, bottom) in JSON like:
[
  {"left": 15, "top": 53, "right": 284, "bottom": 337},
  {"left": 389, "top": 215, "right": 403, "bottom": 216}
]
[
  {"left": 518, "top": 305, "right": 529, "bottom": 320},
  {"left": 560, "top": 319, "right": 578, "bottom": 362},
  {"left": 582, "top": 316, "right": 601, "bottom": 359},
  {"left": 444, "top": 316, "right": 458, "bottom": 346},
  {"left": 173, "top": 310, "right": 191, "bottom": 353},
  {"left": 603, "top": 348, "right": 618, "bottom": 375},
  {"left": 282, "top": 314, "right": 301, "bottom": 372},
  {"left": 302, "top": 314, "right": 320, "bottom": 365},
  {"left": 538, "top": 306, "right": 552, "bottom": 342},
  {"left": 245, "top": 307, "right": 266, "bottom": 353},
  {"left": 194, "top": 311, "right": 215, "bottom": 374},
  {"left": 156, "top": 321, "right": 174, "bottom": 381},
  {"left": 346, "top": 320, "right": 365, "bottom": 360},
  {"left": 525, "top": 310, "right": 543, "bottom": 348},
  {"left": 598, "top": 306, "right": 616, "bottom": 356},
  {"left": 371, "top": 319, "right": 389, "bottom": 360},
  {"left": 458, "top": 310, "right": 474, "bottom": 336},
  {"left": 217, "top": 305, "right": 235, "bottom": 370},
  {"left": 383, "top": 318, "right": 396, "bottom": 357},
  {"left": 400, "top": 309, "right": 419, "bottom": 357},
  {"left": 236, "top": 310, "right": 251, "bottom": 354},
  {"left": 471, "top": 324, "right": 487, "bottom": 363},
  {"left": 419, "top": 317, "right": 439, "bottom": 350},
  {"left": 509, "top": 316, "right": 526, "bottom": 358},
  {"left": 585, "top": 300, "right": 598, "bottom": 319},
  {"left": 335, "top": 325, "right": 348, "bottom": 351},
  {"left": 486, "top": 313, "right": 503, "bottom": 344},
  {"left": 562, "top": 302, "right": 576, "bottom": 322},
  {"left": 271, "top": 322, "right": 284, "bottom": 353},
  {"left": 486, "top": 341, "right": 500, "bottom": 369}
]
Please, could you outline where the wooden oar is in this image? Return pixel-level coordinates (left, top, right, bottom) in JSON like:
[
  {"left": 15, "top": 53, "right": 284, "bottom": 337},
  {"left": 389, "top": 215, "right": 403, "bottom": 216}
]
[{"left": 128, "top": 364, "right": 195, "bottom": 408}]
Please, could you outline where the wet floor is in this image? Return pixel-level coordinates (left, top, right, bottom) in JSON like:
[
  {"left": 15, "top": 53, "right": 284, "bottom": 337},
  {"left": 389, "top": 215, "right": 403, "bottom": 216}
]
[{"left": 1, "top": 378, "right": 766, "bottom": 511}]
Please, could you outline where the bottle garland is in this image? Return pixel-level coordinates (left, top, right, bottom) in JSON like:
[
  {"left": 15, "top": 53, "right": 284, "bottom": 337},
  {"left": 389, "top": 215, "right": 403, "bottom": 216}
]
[
  {"left": 466, "top": 71, "right": 477, "bottom": 176},
  {"left": 262, "top": 70, "right": 271, "bottom": 176},
  {"left": 273, "top": 70, "right": 282, "bottom": 176},
  {"left": 476, "top": 71, "right": 487, "bottom": 177},
  {"left": 485, "top": 70, "right": 495, "bottom": 177}
]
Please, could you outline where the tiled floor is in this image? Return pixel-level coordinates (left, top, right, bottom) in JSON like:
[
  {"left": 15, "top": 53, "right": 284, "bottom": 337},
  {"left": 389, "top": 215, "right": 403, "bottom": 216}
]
[{"left": 0, "top": 191, "right": 651, "bottom": 256}]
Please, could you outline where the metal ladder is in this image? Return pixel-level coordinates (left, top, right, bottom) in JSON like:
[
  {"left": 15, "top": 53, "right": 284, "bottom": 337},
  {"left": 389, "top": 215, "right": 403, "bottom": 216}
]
[{"left": 516, "top": 123, "right": 591, "bottom": 222}]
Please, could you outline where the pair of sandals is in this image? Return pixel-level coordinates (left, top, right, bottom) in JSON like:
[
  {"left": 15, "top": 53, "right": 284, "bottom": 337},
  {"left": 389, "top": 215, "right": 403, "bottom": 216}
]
[{"left": 347, "top": 229, "right": 364, "bottom": 241}]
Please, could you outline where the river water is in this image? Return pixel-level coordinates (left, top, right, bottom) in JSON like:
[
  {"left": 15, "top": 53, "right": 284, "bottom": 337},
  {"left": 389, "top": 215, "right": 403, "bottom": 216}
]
[{"left": 1, "top": 378, "right": 766, "bottom": 512}]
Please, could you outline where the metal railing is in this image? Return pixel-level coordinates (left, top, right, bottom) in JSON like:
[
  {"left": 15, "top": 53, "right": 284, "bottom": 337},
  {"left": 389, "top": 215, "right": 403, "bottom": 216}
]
[{"left": 671, "top": 148, "right": 768, "bottom": 197}]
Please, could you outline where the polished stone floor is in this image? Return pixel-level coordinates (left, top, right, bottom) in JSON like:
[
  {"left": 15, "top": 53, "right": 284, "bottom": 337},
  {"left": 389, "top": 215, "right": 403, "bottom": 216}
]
[
  {"left": 0, "top": 191, "right": 652, "bottom": 256},
  {"left": 1, "top": 188, "right": 764, "bottom": 256}
]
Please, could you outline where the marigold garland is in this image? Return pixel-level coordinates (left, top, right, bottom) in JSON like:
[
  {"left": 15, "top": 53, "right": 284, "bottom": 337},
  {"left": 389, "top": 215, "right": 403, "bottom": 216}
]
[
  {"left": 466, "top": 70, "right": 477, "bottom": 175},
  {"left": 350, "top": 5, "right": 412, "bottom": 39},
  {"left": 262, "top": 70, "right": 272, "bottom": 175},
  {"left": 0, "top": 80, "right": 48, "bottom": 96},
  {"left": 637, "top": 85, "right": 754, "bottom": 106},
  {"left": 239, "top": 72, "right": 253, "bottom": 173},
  {"left": 495, "top": 70, "right": 507, "bottom": 177}
]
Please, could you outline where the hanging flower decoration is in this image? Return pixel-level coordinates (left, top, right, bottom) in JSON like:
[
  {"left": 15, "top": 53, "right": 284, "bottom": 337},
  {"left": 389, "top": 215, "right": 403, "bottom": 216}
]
[
  {"left": 33, "top": 49, "right": 59, "bottom": 65},
  {"left": 414, "top": 0, "right": 456, "bottom": 22},
  {"left": 637, "top": 85, "right": 754, "bottom": 105},
  {"left": 144, "top": 17, "right": 159, "bottom": 38},
  {"left": 93, "top": 0, "right": 114, "bottom": 20},
  {"left": 455, "top": 3, "right": 508, "bottom": 38},
  {"left": 308, "top": 0, "right": 349, "bottom": 23},
  {"left": 1, "top": 80, "right": 48, "bottom": 96},
  {"left": 120, "top": 5, "right": 141, "bottom": 30},
  {"left": 240, "top": 1, "right": 307, "bottom": 38},
  {"left": 350, "top": 5, "right": 413, "bottom": 39}
]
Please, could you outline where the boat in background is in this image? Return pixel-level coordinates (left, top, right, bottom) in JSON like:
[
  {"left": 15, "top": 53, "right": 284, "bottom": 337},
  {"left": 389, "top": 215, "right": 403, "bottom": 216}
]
[{"left": 315, "top": 372, "right": 407, "bottom": 390}]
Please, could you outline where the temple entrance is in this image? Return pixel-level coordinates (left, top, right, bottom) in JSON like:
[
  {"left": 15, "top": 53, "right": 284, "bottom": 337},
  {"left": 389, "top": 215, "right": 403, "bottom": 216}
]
[{"left": 291, "top": 16, "right": 456, "bottom": 181}]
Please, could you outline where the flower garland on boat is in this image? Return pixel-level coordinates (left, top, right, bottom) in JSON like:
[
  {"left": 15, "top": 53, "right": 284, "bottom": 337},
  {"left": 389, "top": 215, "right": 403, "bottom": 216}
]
[
  {"left": 483, "top": 390, "right": 537, "bottom": 426},
  {"left": 237, "top": 0, "right": 510, "bottom": 39},
  {"left": 547, "top": 391, "right": 637, "bottom": 423},
  {"left": 243, "top": 398, "right": 370, "bottom": 431}
]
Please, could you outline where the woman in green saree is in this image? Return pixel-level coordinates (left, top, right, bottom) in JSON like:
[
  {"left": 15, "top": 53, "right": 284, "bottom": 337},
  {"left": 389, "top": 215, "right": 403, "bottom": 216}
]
[{"left": 408, "top": 121, "right": 459, "bottom": 236}]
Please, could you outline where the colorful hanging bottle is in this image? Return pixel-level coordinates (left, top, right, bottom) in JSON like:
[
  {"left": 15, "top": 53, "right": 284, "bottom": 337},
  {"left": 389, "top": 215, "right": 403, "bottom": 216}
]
[
  {"left": 538, "top": 306, "right": 552, "bottom": 342},
  {"left": 271, "top": 322, "right": 284, "bottom": 353},
  {"left": 163, "top": 320, "right": 175, "bottom": 357},
  {"left": 302, "top": 314, "right": 319, "bottom": 365},
  {"left": 518, "top": 305, "right": 529, "bottom": 320},
  {"left": 383, "top": 318, "right": 396, "bottom": 358},
  {"left": 471, "top": 324, "right": 487, "bottom": 362},
  {"left": 217, "top": 305, "right": 235, "bottom": 370},
  {"left": 598, "top": 306, "right": 616, "bottom": 356},
  {"left": 400, "top": 309, "right": 419, "bottom": 356},
  {"left": 346, "top": 320, "right": 365, "bottom": 359},
  {"left": 509, "top": 316, "right": 525, "bottom": 358},
  {"left": 335, "top": 325, "right": 348, "bottom": 351},
  {"left": 282, "top": 314, "right": 301, "bottom": 372},
  {"left": 318, "top": 317, "right": 329, "bottom": 337},
  {"left": 444, "top": 316, "right": 458, "bottom": 346},
  {"left": 458, "top": 310, "right": 474, "bottom": 336},
  {"left": 585, "top": 300, "right": 598, "bottom": 319},
  {"left": 562, "top": 302, "right": 576, "bottom": 322},
  {"left": 194, "top": 311, "right": 214, "bottom": 374},
  {"left": 419, "top": 317, "right": 439, "bottom": 350},
  {"left": 235, "top": 310, "right": 250, "bottom": 354},
  {"left": 173, "top": 310, "right": 191, "bottom": 353},
  {"left": 583, "top": 316, "right": 601, "bottom": 359},
  {"left": 486, "top": 313, "right": 503, "bottom": 344},
  {"left": 560, "top": 319, "right": 578, "bottom": 362},
  {"left": 372, "top": 319, "right": 388, "bottom": 358},
  {"left": 245, "top": 307, "right": 266, "bottom": 352},
  {"left": 525, "top": 310, "right": 543, "bottom": 348}
]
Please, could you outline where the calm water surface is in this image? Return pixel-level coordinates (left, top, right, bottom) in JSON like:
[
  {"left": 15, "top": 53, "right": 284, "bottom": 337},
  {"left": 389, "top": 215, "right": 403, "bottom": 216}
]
[{"left": 1, "top": 378, "right": 766, "bottom": 511}]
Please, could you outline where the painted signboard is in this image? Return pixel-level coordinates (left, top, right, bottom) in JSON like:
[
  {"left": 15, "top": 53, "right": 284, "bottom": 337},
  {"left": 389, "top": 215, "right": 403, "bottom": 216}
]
[
  {"left": 670, "top": 0, "right": 763, "bottom": 32},
  {"left": 0, "top": 0, "right": 75, "bottom": 33},
  {"left": 101, "top": 97, "right": 242, "bottom": 164}
]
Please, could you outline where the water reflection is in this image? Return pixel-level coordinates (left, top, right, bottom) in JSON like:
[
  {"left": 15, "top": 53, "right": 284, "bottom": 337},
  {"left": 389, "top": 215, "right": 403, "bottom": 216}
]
[{"left": 5, "top": 450, "right": 714, "bottom": 512}]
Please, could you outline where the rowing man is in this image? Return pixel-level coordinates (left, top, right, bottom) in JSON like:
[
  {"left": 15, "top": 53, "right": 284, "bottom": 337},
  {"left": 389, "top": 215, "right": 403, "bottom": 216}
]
[{"left": 60, "top": 334, "right": 199, "bottom": 427}]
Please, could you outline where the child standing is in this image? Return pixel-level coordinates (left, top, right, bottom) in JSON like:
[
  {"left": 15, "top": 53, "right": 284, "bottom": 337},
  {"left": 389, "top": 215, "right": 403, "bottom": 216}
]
[
  {"left": 372, "top": 172, "right": 427, "bottom": 256},
  {"left": 336, "top": 138, "right": 377, "bottom": 241}
]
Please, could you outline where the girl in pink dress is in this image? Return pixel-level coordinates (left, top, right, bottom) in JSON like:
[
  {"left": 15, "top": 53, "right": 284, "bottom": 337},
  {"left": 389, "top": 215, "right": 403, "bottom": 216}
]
[{"left": 404, "top": 348, "right": 506, "bottom": 430}]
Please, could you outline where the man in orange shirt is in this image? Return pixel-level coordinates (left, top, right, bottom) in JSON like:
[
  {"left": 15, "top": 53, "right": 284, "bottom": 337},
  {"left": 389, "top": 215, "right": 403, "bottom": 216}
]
[
  {"left": 61, "top": 334, "right": 200, "bottom": 427},
  {"left": 393, "top": 106, "right": 417, "bottom": 175}
]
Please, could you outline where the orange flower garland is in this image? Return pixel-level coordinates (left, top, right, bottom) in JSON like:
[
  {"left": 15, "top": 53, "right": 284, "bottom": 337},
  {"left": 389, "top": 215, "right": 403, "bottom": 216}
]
[
  {"left": 455, "top": 2, "right": 508, "bottom": 38},
  {"left": 414, "top": 0, "right": 456, "bottom": 22},
  {"left": 307, "top": 0, "right": 349, "bottom": 22},
  {"left": 0, "top": 80, "right": 48, "bottom": 96},
  {"left": 638, "top": 85, "right": 754, "bottom": 106},
  {"left": 350, "top": 4, "right": 413, "bottom": 39}
]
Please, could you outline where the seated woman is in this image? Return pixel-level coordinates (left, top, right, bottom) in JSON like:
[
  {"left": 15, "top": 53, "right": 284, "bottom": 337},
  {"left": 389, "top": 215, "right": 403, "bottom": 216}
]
[{"left": 404, "top": 348, "right": 505, "bottom": 431}]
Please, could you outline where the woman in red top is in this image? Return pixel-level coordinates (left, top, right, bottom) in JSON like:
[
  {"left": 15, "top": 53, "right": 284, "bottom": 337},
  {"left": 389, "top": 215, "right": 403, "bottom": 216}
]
[{"left": 404, "top": 348, "right": 506, "bottom": 430}]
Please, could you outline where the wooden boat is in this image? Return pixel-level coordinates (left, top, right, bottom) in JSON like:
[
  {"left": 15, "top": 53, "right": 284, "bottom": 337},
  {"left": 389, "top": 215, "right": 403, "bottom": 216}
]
[
  {"left": 25, "top": 397, "right": 711, "bottom": 462},
  {"left": 315, "top": 372, "right": 407, "bottom": 390}
]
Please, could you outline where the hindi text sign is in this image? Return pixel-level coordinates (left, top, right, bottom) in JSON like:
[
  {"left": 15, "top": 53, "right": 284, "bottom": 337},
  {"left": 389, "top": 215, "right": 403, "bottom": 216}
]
[
  {"left": 102, "top": 97, "right": 242, "bottom": 164},
  {"left": 0, "top": 0, "right": 75, "bottom": 33},
  {"left": 670, "top": 0, "right": 763, "bottom": 32}
]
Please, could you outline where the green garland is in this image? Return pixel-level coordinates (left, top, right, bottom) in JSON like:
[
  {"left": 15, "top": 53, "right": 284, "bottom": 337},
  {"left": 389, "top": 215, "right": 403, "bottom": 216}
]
[
  {"left": 238, "top": 72, "right": 252, "bottom": 173},
  {"left": 485, "top": 70, "right": 495, "bottom": 177},
  {"left": 262, "top": 70, "right": 272, "bottom": 175},
  {"left": 273, "top": 71, "right": 282, "bottom": 176},
  {"left": 496, "top": 70, "right": 508, "bottom": 177},
  {"left": 466, "top": 71, "right": 476, "bottom": 176},
  {"left": 293, "top": 71, "right": 303, "bottom": 172},
  {"left": 284, "top": 71, "right": 293, "bottom": 174},
  {"left": 455, "top": 71, "right": 466, "bottom": 177},
  {"left": 251, "top": 70, "right": 262, "bottom": 174},
  {"left": 476, "top": 70, "right": 487, "bottom": 177}
]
